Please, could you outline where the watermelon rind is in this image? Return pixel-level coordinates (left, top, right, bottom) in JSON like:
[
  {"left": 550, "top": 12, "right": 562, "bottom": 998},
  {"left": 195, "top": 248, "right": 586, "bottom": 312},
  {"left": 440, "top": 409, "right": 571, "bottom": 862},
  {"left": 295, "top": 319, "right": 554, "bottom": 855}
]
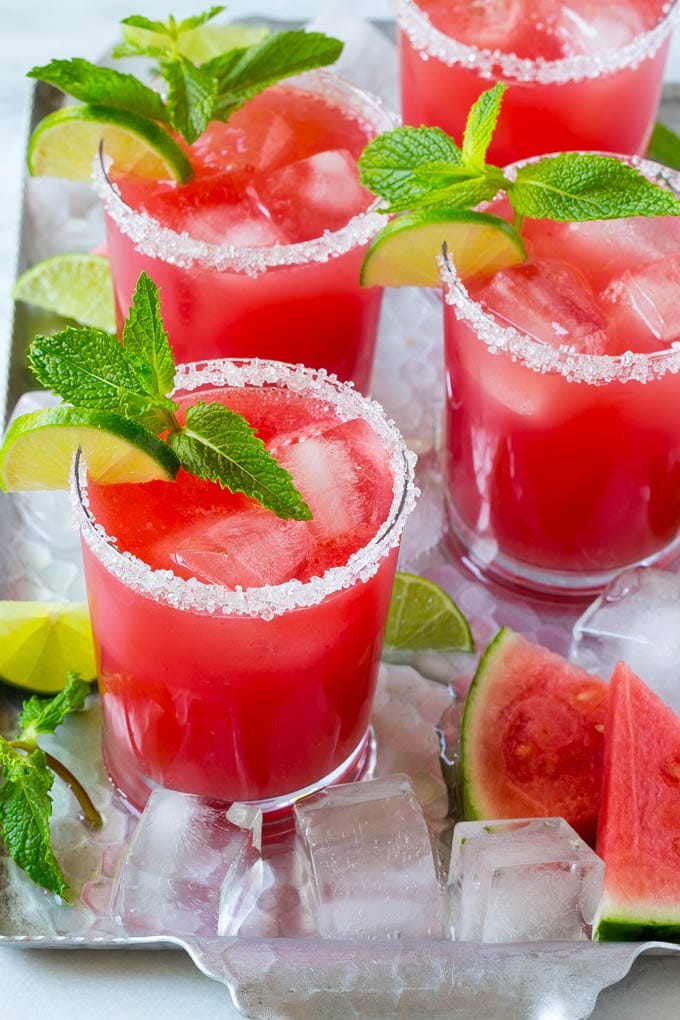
[
  {"left": 460, "top": 627, "right": 607, "bottom": 844},
  {"left": 593, "top": 662, "right": 680, "bottom": 943}
]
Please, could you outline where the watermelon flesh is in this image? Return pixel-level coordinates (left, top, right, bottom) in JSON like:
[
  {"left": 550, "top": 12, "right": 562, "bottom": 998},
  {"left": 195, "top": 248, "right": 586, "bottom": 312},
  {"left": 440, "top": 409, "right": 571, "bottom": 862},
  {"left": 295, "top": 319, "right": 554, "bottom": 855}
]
[
  {"left": 461, "top": 628, "right": 607, "bottom": 845},
  {"left": 594, "top": 661, "right": 680, "bottom": 942}
]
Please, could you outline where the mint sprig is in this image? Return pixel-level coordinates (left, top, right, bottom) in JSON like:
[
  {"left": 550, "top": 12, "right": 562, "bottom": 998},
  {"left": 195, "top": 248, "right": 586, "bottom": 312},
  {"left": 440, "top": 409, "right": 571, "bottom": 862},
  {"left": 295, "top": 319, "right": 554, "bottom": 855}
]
[
  {"left": 26, "top": 272, "right": 311, "bottom": 521},
  {"left": 29, "top": 8, "right": 343, "bottom": 149},
  {"left": 359, "top": 83, "right": 680, "bottom": 227},
  {"left": 0, "top": 674, "right": 100, "bottom": 895}
]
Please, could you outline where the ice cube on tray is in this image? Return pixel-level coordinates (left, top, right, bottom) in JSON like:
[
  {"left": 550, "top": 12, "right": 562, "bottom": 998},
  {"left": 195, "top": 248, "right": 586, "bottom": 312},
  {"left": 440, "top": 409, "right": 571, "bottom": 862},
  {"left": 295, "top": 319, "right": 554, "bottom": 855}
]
[
  {"left": 294, "top": 773, "right": 446, "bottom": 940},
  {"left": 448, "top": 817, "right": 604, "bottom": 943},
  {"left": 570, "top": 566, "right": 680, "bottom": 713},
  {"left": 112, "top": 790, "right": 263, "bottom": 937}
]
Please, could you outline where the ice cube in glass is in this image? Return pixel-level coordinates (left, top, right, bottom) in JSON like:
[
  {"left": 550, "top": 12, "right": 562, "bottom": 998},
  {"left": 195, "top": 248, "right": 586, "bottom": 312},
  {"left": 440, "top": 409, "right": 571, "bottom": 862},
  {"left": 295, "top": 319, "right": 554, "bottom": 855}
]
[
  {"left": 256, "top": 148, "right": 370, "bottom": 241},
  {"left": 472, "top": 257, "right": 609, "bottom": 354},
  {"left": 294, "top": 773, "right": 446, "bottom": 940},
  {"left": 112, "top": 790, "right": 262, "bottom": 937},
  {"left": 570, "top": 566, "right": 680, "bottom": 713},
  {"left": 448, "top": 817, "right": 604, "bottom": 942}
]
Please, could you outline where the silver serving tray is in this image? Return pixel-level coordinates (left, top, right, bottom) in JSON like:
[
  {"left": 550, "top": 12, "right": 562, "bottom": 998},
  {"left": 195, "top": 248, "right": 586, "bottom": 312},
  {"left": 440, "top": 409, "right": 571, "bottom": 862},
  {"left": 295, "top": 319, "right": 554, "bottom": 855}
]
[{"left": 2, "top": 15, "right": 680, "bottom": 1019}]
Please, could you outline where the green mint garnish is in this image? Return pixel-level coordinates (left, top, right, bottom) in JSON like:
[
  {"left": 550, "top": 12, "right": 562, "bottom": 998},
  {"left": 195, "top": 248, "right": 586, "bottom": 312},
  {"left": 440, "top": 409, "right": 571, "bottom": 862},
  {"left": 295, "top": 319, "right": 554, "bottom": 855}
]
[
  {"left": 29, "top": 7, "right": 343, "bottom": 149},
  {"left": 27, "top": 272, "right": 311, "bottom": 521},
  {"left": 359, "top": 83, "right": 680, "bottom": 231},
  {"left": 0, "top": 674, "right": 100, "bottom": 896}
]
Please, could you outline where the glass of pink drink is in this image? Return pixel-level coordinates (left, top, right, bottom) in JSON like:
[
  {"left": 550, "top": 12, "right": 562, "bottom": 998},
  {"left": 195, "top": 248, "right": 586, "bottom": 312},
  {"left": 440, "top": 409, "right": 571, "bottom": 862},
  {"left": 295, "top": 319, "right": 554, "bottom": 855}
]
[
  {"left": 72, "top": 359, "right": 416, "bottom": 815},
  {"left": 442, "top": 156, "right": 680, "bottom": 599},
  {"left": 95, "top": 72, "right": 393, "bottom": 393},
  {"left": 394, "top": 0, "right": 679, "bottom": 165}
]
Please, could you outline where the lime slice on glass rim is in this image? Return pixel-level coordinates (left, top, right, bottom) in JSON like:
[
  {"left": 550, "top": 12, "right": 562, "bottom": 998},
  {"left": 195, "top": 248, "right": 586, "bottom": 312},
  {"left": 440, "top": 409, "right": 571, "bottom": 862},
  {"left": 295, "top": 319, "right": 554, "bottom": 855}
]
[
  {"left": 27, "top": 103, "right": 193, "bottom": 182},
  {"left": 361, "top": 209, "right": 526, "bottom": 288},
  {"left": 12, "top": 253, "right": 115, "bottom": 333},
  {"left": 0, "top": 406, "right": 180, "bottom": 491},
  {"left": 0, "top": 601, "right": 95, "bottom": 694},
  {"left": 123, "top": 19, "right": 270, "bottom": 64},
  {"left": 385, "top": 572, "right": 474, "bottom": 652}
]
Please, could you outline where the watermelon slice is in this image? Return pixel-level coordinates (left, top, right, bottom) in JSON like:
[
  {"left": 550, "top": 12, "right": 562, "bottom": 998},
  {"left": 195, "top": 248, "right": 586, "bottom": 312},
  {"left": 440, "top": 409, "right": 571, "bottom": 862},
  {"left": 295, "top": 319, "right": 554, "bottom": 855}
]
[
  {"left": 461, "top": 628, "right": 607, "bottom": 845},
  {"left": 594, "top": 662, "right": 680, "bottom": 942}
]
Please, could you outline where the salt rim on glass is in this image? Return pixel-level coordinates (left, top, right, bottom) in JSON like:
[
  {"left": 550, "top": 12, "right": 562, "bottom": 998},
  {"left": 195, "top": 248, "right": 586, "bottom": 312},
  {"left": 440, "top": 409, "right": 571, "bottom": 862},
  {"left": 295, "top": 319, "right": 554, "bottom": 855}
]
[
  {"left": 441, "top": 154, "right": 680, "bottom": 387},
  {"left": 72, "top": 359, "right": 418, "bottom": 620},
  {"left": 392, "top": 0, "right": 680, "bottom": 84},
  {"left": 93, "top": 70, "right": 396, "bottom": 278}
]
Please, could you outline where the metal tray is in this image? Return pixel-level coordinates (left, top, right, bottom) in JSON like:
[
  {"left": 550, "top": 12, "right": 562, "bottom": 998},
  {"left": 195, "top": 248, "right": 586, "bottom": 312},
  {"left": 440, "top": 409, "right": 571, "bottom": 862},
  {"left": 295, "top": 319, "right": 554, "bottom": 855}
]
[{"left": 2, "top": 14, "right": 680, "bottom": 1019}]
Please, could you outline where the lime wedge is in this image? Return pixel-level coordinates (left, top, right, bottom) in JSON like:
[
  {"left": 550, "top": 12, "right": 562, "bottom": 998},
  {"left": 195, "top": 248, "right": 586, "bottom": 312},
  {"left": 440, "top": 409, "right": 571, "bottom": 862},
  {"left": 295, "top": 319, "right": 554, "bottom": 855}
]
[
  {"left": 13, "top": 254, "right": 115, "bottom": 333},
  {"left": 361, "top": 209, "right": 526, "bottom": 288},
  {"left": 385, "top": 572, "right": 474, "bottom": 652},
  {"left": 0, "top": 601, "right": 95, "bottom": 694},
  {"left": 123, "top": 20, "right": 270, "bottom": 64},
  {"left": 28, "top": 103, "right": 193, "bottom": 182},
  {"left": 0, "top": 406, "right": 180, "bottom": 491}
]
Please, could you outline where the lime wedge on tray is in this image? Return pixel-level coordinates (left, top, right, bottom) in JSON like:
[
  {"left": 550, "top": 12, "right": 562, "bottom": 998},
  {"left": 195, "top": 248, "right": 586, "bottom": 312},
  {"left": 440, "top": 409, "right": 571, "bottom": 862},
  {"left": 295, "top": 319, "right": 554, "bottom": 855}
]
[
  {"left": 385, "top": 572, "right": 474, "bottom": 652},
  {"left": 28, "top": 103, "right": 193, "bottom": 182},
  {"left": 13, "top": 253, "right": 115, "bottom": 333},
  {"left": 0, "top": 406, "right": 180, "bottom": 491},
  {"left": 361, "top": 209, "right": 526, "bottom": 288},
  {"left": 0, "top": 601, "right": 95, "bottom": 694}
]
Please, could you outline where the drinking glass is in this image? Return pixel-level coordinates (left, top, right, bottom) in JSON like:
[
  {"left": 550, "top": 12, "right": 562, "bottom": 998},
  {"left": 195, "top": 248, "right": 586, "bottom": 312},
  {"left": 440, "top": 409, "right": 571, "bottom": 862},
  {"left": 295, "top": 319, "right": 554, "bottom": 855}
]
[
  {"left": 394, "top": 0, "right": 679, "bottom": 165},
  {"left": 73, "top": 359, "right": 417, "bottom": 814}
]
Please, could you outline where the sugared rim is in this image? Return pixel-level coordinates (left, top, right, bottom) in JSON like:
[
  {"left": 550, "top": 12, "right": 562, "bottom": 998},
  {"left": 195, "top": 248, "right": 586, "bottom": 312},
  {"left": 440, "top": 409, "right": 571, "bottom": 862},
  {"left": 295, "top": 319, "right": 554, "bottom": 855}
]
[
  {"left": 94, "top": 69, "right": 395, "bottom": 277},
  {"left": 72, "top": 359, "right": 418, "bottom": 619},
  {"left": 441, "top": 153, "right": 680, "bottom": 386},
  {"left": 393, "top": 0, "right": 680, "bottom": 84}
]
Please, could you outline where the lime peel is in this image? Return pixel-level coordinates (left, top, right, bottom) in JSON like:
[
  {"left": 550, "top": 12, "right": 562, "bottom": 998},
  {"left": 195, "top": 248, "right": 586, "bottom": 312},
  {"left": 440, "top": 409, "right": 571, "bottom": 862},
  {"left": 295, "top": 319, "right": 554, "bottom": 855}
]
[
  {"left": 12, "top": 253, "right": 115, "bottom": 332},
  {"left": 0, "top": 406, "right": 180, "bottom": 492},
  {"left": 28, "top": 103, "right": 193, "bottom": 183},
  {"left": 361, "top": 209, "right": 527, "bottom": 289},
  {"left": 385, "top": 572, "right": 474, "bottom": 652}
]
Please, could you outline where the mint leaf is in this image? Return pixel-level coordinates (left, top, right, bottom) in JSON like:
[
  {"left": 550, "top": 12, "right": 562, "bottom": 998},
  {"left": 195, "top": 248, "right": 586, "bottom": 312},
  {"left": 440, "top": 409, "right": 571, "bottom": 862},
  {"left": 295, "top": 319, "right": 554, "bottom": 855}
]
[
  {"left": 0, "top": 739, "right": 66, "bottom": 896},
  {"left": 121, "top": 13, "right": 172, "bottom": 35},
  {"left": 462, "top": 83, "right": 506, "bottom": 172},
  {"left": 176, "top": 6, "right": 225, "bottom": 34},
  {"left": 647, "top": 120, "right": 680, "bottom": 173},
  {"left": 28, "top": 327, "right": 171, "bottom": 434},
  {"left": 169, "top": 401, "right": 312, "bottom": 521},
  {"left": 162, "top": 55, "right": 218, "bottom": 144},
  {"left": 18, "top": 674, "right": 91, "bottom": 743},
  {"left": 207, "top": 30, "right": 343, "bottom": 121},
  {"left": 28, "top": 59, "right": 168, "bottom": 124},
  {"left": 122, "top": 271, "right": 176, "bottom": 400},
  {"left": 511, "top": 153, "right": 680, "bottom": 220},
  {"left": 359, "top": 127, "right": 479, "bottom": 213}
]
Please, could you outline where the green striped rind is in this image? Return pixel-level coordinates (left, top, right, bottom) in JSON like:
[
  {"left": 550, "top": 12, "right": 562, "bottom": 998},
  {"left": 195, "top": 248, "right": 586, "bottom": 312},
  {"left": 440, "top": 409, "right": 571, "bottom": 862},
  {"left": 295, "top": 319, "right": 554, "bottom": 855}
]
[
  {"left": 594, "top": 900, "right": 680, "bottom": 942},
  {"left": 28, "top": 103, "right": 193, "bottom": 182},
  {"left": 460, "top": 627, "right": 510, "bottom": 821},
  {"left": 0, "top": 406, "right": 180, "bottom": 490}
]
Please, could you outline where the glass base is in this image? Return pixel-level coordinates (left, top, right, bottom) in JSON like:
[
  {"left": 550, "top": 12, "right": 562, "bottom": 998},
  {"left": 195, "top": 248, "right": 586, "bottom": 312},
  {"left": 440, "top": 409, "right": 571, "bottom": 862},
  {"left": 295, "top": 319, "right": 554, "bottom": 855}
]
[
  {"left": 103, "top": 727, "right": 377, "bottom": 837},
  {"left": 444, "top": 499, "right": 680, "bottom": 604}
]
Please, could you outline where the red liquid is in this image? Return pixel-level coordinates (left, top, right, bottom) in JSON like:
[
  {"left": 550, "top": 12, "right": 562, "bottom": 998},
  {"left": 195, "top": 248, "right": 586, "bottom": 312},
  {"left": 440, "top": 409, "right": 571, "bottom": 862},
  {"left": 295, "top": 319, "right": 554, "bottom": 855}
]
[
  {"left": 79, "top": 376, "right": 406, "bottom": 809},
  {"left": 398, "top": 0, "right": 672, "bottom": 165},
  {"left": 103, "top": 80, "right": 386, "bottom": 392},
  {"left": 443, "top": 183, "right": 680, "bottom": 591}
]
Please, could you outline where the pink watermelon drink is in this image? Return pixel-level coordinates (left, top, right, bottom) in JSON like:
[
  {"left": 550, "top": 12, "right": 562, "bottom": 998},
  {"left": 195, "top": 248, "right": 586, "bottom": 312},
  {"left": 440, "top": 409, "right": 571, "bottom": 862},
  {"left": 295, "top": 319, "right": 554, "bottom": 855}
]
[
  {"left": 97, "top": 73, "right": 392, "bottom": 393},
  {"left": 73, "top": 359, "right": 416, "bottom": 813},
  {"left": 395, "top": 0, "right": 678, "bottom": 165},
  {"left": 442, "top": 157, "right": 680, "bottom": 597}
]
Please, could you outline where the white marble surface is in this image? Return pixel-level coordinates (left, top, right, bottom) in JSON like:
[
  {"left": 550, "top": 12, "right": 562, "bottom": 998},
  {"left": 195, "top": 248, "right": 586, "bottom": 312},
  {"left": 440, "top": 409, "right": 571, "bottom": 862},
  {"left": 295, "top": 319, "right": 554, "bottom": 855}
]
[{"left": 2, "top": 2, "right": 680, "bottom": 1017}]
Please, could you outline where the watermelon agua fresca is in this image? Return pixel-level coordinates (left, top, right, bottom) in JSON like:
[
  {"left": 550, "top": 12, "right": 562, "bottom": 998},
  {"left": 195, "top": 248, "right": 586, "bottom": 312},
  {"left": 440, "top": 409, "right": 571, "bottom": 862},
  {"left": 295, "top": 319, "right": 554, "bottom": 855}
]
[
  {"left": 594, "top": 661, "right": 680, "bottom": 941},
  {"left": 461, "top": 628, "right": 607, "bottom": 845}
]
